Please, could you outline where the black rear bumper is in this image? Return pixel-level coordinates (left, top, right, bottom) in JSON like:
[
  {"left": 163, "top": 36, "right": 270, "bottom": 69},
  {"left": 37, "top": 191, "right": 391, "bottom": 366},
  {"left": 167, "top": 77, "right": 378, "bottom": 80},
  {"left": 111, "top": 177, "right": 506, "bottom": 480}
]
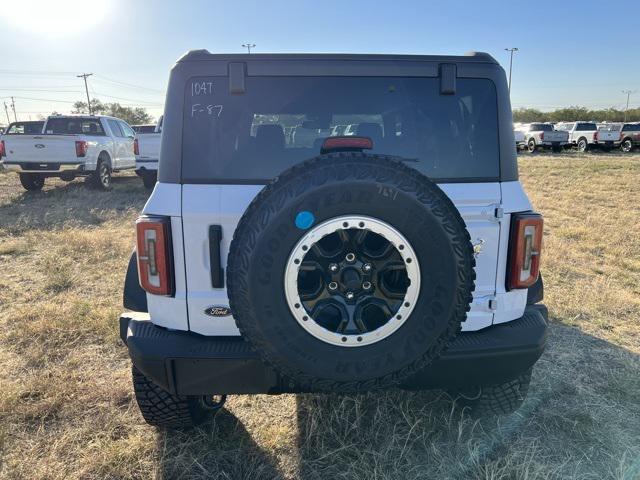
[{"left": 120, "top": 305, "right": 548, "bottom": 396}]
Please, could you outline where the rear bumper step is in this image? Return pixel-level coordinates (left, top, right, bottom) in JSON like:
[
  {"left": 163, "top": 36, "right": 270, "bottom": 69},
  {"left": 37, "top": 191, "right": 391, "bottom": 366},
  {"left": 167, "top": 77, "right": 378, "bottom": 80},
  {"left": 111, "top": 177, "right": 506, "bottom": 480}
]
[{"left": 120, "top": 305, "right": 548, "bottom": 395}]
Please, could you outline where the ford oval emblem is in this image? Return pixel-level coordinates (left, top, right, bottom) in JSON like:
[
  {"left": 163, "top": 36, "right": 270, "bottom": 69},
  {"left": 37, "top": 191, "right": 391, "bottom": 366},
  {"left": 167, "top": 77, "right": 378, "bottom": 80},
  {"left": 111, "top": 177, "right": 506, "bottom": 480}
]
[
  {"left": 35, "top": 144, "right": 45, "bottom": 149},
  {"left": 204, "top": 305, "right": 232, "bottom": 317}
]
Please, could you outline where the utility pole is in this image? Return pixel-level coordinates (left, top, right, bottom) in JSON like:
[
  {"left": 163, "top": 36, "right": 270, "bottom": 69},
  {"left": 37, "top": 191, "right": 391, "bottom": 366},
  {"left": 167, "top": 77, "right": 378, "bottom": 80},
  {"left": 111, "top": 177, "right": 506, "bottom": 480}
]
[
  {"left": 504, "top": 48, "right": 519, "bottom": 94},
  {"left": 77, "top": 73, "right": 94, "bottom": 114},
  {"left": 622, "top": 90, "right": 635, "bottom": 122},
  {"left": 10, "top": 97, "right": 17, "bottom": 122},
  {"left": 3, "top": 102, "right": 10, "bottom": 123},
  {"left": 242, "top": 43, "right": 256, "bottom": 54}
]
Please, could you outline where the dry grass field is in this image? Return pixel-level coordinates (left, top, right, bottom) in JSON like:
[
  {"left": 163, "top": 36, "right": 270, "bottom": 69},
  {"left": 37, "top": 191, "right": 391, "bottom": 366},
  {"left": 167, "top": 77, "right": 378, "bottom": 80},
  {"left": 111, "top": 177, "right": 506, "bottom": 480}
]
[{"left": 0, "top": 153, "right": 639, "bottom": 479}]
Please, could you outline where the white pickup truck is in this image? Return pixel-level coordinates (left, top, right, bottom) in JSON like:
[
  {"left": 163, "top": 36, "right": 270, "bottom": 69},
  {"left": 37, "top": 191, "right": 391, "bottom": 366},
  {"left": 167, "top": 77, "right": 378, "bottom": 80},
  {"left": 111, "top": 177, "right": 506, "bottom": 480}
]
[
  {"left": 597, "top": 123, "right": 640, "bottom": 152},
  {"left": 0, "top": 115, "right": 136, "bottom": 191},
  {"left": 516, "top": 123, "right": 570, "bottom": 153},
  {"left": 554, "top": 121, "right": 598, "bottom": 152},
  {"left": 135, "top": 115, "right": 162, "bottom": 189}
]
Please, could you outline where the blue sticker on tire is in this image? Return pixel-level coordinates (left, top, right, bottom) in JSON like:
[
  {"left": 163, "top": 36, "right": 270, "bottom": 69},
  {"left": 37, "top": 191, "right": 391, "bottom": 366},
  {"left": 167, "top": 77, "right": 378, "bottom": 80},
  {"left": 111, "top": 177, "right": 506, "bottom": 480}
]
[{"left": 295, "top": 211, "right": 315, "bottom": 230}]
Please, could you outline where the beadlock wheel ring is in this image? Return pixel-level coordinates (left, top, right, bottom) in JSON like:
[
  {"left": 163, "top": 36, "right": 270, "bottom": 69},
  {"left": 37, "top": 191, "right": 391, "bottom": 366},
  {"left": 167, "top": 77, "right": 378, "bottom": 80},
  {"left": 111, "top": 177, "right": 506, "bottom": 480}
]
[{"left": 284, "top": 215, "right": 421, "bottom": 347}]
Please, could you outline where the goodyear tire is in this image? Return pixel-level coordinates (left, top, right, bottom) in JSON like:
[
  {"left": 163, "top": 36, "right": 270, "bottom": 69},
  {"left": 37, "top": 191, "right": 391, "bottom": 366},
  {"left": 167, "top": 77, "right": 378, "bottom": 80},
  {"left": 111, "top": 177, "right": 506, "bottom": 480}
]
[{"left": 226, "top": 153, "right": 475, "bottom": 392}]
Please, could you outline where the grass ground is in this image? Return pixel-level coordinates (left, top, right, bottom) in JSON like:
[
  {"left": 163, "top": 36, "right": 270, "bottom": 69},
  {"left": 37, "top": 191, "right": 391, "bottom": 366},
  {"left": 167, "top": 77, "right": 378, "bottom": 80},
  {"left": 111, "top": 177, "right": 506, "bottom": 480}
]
[{"left": 0, "top": 153, "right": 639, "bottom": 479}]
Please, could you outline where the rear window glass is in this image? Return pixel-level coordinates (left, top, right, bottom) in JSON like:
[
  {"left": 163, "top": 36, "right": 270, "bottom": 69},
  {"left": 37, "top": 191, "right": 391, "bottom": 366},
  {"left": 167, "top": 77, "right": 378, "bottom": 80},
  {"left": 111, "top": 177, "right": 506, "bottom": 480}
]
[
  {"left": 622, "top": 124, "right": 640, "bottom": 132},
  {"left": 133, "top": 125, "right": 156, "bottom": 134},
  {"left": 530, "top": 124, "right": 553, "bottom": 132},
  {"left": 599, "top": 124, "right": 622, "bottom": 132},
  {"left": 45, "top": 117, "right": 105, "bottom": 136},
  {"left": 182, "top": 76, "right": 499, "bottom": 182},
  {"left": 576, "top": 123, "right": 597, "bottom": 131},
  {"left": 6, "top": 122, "right": 44, "bottom": 134}
]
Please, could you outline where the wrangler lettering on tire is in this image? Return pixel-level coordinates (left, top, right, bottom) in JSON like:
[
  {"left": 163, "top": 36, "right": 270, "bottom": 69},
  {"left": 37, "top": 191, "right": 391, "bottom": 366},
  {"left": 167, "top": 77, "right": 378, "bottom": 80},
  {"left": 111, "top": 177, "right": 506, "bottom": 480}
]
[{"left": 227, "top": 153, "right": 476, "bottom": 392}]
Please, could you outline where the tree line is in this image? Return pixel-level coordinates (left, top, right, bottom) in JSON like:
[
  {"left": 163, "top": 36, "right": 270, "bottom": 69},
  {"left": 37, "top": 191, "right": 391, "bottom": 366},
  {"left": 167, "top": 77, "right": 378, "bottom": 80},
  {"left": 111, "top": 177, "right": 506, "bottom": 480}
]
[
  {"left": 513, "top": 106, "right": 640, "bottom": 123},
  {"left": 71, "top": 99, "right": 153, "bottom": 125}
]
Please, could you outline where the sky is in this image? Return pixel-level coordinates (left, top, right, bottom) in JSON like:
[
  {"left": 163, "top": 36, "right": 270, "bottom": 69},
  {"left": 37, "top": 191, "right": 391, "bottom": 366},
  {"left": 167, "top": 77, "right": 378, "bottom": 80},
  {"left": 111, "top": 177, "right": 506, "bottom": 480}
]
[{"left": 0, "top": 0, "right": 638, "bottom": 124}]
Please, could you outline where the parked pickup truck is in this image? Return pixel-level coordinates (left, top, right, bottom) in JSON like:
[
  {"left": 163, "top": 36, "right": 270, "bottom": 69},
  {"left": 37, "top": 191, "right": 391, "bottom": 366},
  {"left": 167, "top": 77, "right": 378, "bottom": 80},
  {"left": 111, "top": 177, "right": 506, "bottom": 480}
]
[
  {"left": 516, "top": 123, "right": 569, "bottom": 153},
  {"left": 597, "top": 123, "right": 640, "bottom": 152},
  {"left": 554, "top": 121, "right": 598, "bottom": 152},
  {"left": 0, "top": 115, "right": 136, "bottom": 191},
  {"left": 134, "top": 115, "right": 162, "bottom": 189}
]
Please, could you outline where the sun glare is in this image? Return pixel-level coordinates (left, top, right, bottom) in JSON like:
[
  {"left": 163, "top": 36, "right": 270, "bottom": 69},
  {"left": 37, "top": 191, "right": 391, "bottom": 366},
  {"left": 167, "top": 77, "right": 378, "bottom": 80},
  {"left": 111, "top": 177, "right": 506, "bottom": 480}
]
[{"left": 0, "top": 0, "right": 111, "bottom": 35}]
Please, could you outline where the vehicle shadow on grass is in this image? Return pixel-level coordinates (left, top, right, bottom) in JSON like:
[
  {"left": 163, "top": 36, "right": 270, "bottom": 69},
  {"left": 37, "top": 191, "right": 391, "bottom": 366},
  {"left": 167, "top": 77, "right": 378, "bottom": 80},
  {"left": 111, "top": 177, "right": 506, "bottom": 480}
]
[
  {"left": 293, "top": 321, "right": 640, "bottom": 479},
  {"left": 155, "top": 408, "right": 286, "bottom": 480},
  {"left": 0, "top": 175, "right": 148, "bottom": 234}
]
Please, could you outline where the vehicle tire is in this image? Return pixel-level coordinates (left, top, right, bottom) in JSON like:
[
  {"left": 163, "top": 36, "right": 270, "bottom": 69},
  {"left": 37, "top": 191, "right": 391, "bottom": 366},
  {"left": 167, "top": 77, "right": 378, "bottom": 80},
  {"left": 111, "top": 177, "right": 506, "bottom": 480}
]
[
  {"left": 621, "top": 138, "right": 633, "bottom": 153},
  {"left": 87, "top": 157, "right": 112, "bottom": 190},
  {"left": 527, "top": 139, "right": 536, "bottom": 153},
  {"left": 19, "top": 173, "right": 45, "bottom": 191},
  {"left": 132, "top": 366, "right": 224, "bottom": 429},
  {"left": 577, "top": 137, "right": 589, "bottom": 153},
  {"left": 142, "top": 171, "right": 157, "bottom": 189},
  {"left": 449, "top": 368, "right": 532, "bottom": 416},
  {"left": 226, "top": 153, "right": 476, "bottom": 392}
]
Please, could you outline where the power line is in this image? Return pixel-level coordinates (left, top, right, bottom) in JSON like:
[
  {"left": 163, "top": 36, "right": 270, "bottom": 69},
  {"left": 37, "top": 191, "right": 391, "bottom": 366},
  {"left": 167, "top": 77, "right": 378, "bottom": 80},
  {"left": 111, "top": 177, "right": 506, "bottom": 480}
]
[{"left": 93, "top": 74, "right": 164, "bottom": 93}]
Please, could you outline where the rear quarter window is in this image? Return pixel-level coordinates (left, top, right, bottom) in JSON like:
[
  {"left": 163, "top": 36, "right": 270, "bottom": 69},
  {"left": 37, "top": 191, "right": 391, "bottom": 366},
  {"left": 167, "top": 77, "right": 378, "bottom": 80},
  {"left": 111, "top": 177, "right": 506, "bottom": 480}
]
[{"left": 181, "top": 76, "right": 500, "bottom": 183}]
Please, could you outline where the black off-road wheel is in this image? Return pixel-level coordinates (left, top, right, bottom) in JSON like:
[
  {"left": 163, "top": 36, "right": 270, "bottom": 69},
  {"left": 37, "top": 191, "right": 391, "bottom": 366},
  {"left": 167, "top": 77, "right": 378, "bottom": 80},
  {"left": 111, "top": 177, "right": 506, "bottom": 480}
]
[
  {"left": 132, "top": 366, "right": 225, "bottom": 429},
  {"left": 142, "top": 170, "right": 157, "bottom": 189},
  {"left": 19, "top": 173, "right": 45, "bottom": 191},
  {"left": 87, "top": 158, "right": 112, "bottom": 190},
  {"left": 449, "top": 368, "right": 532, "bottom": 416},
  {"left": 227, "top": 153, "right": 475, "bottom": 392}
]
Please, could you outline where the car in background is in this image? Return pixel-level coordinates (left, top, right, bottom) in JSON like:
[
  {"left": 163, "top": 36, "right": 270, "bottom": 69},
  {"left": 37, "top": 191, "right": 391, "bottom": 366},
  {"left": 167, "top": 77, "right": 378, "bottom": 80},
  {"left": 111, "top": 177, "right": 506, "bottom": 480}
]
[
  {"left": 516, "top": 123, "right": 570, "bottom": 153},
  {"left": 135, "top": 116, "right": 163, "bottom": 189},
  {"left": 132, "top": 124, "right": 156, "bottom": 134},
  {"left": 597, "top": 123, "right": 640, "bottom": 152},
  {"left": 555, "top": 121, "right": 598, "bottom": 152},
  {"left": 2, "top": 120, "right": 45, "bottom": 135},
  {"left": 0, "top": 114, "right": 136, "bottom": 191}
]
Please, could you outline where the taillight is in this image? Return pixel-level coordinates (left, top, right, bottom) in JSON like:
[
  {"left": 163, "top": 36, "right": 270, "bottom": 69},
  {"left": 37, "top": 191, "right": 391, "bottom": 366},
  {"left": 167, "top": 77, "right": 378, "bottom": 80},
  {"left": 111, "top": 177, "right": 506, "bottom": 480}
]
[
  {"left": 0, "top": 140, "right": 5, "bottom": 158},
  {"left": 594, "top": 131, "right": 598, "bottom": 141},
  {"left": 133, "top": 138, "right": 140, "bottom": 155},
  {"left": 321, "top": 136, "right": 373, "bottom": 154},
  {"left": 136, "top": 216, "right": 174, "bottom": 296},
  {"left": 540, "top": 132, "right": 544, "bottom": 141},
  {"left": 507, "top": 212, "right": 543, "bottom": 290},
  {"left": 75, "top": 140, "right": 88, "bottom": 157}
]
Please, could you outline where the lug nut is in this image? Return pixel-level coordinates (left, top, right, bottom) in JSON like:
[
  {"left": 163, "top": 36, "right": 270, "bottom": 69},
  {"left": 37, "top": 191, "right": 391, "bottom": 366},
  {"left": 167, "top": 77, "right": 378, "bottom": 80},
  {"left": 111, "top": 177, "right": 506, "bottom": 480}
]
[
  {"left": 328, "top": 281, "right": 338, "bottom": 291},
  {"left": 362, "top": 263, "right": 372, "bottom": 273},
  {"left": 345, "top": 253, "right": 356, "bottom": 263},
  {"left": 329, "top": 263, "right": 339, "bottom": 273},
  {"left": 362, "top": 281, "right": 372, "bottom": 290},
  {"left": 346, "top": 291, "right": 355, "bottom": 300}
]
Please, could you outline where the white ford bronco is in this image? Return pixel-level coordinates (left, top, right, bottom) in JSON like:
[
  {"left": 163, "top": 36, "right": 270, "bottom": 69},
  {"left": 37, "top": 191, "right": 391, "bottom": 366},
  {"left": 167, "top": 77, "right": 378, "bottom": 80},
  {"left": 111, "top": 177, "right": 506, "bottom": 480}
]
[{"left": 120, "top": 51, "right": 547, "bottom": 429}]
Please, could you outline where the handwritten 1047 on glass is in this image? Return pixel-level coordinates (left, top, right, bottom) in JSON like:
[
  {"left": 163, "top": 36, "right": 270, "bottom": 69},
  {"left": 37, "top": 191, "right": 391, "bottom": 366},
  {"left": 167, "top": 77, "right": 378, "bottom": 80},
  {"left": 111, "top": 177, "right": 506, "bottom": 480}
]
[{"left": 190, "top": 80, "right": 223, "bottom": 118}]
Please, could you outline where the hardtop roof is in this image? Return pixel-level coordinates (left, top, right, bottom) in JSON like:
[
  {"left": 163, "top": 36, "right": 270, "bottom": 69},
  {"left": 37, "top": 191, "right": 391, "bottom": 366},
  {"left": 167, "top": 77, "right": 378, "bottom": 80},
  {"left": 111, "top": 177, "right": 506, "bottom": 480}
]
[{"left": 176, "top": 50, "right": 498, "bottom": 64}]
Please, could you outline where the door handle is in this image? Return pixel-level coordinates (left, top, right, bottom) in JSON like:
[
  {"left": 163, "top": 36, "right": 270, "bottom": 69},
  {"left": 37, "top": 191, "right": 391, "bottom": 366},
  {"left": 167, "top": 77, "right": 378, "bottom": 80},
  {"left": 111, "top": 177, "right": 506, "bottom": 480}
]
[{"left": 209, "top": 225, "right": 224, "bottom": 288}]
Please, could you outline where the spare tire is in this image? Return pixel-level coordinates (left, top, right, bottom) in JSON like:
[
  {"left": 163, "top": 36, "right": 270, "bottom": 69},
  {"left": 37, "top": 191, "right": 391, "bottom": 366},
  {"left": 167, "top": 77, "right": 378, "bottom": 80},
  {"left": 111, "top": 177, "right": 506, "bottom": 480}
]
[{"left": 227, "top": 153, "right": 475, "bottom": 392}]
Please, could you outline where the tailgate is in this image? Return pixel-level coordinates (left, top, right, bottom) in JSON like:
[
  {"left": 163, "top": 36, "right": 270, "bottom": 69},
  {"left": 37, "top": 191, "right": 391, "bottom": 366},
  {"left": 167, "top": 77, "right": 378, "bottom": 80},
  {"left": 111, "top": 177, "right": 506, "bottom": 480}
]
[
  {"left": 598, "top": 131, "right": 619, "bottom": 142},
  {"left": 136, "top": 133, "right": 161, "bottom": 160},
  {"left": 545, "top": 131, "right": 568, "bottom": 142},
  {"left": 3, "top": 135, "right": 78, "bottom": 164}
]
